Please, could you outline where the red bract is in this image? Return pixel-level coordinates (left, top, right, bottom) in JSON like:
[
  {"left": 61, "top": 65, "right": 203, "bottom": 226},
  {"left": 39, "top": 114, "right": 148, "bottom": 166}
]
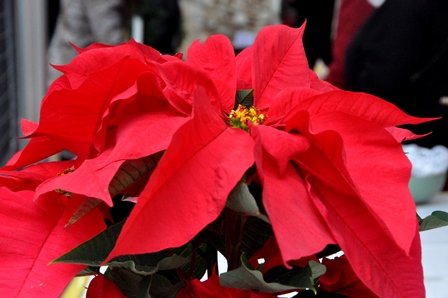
[
  {"left": 86, "top": 275, "right": 126, "bottom": 298},
  {"left": 108, "top": 24, "right": 428, "bottom": 297},
  {"left": 5, "top": 41, "right": 192, "bottom": 205},
  {"left": 0, "top": 23, "right": 431, "bottom": 297},
  {"left": 0, "top": 187, "right": 105, "bottom": 297},
  {"left": 319, "top": 256, "right": 378, "bottom": 298},
  {"left": 320, "top": 256, "right": 377, "bottom": 297},
  {"left": 6, "top": 40, "right": 185, "bottom": 165},
  {"left": 0, "top": 159, "right": 75, "bottom": 192}
]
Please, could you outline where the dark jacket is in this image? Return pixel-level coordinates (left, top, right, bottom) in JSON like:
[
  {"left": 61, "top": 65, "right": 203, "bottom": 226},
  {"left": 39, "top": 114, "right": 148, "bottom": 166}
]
[{"left": 345, "top": 0, "right": 448, "bottom": 147}]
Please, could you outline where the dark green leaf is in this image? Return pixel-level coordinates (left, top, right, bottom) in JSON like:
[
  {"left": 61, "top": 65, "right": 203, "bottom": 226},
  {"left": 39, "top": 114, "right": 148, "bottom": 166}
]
[
  {"left": 236, "top": 89, "right": 254, "bottom": 108},
  {"left": 219, "top": 255, "right": 318, "bottom": 293},
  {"left": 108, "top": 253, "right": 188, "bottom": 276},
  {"left": 418, "top": 211, "right": 448, "bottom": 231},
  {"left": 172, "top": 243, "right": 209, "bottom": 279},
  {"left": 109, "top": 152, "right": 162, "bottom": 197},
  {"left": 149, "top": 274, "right": 184, "bottom": 298},
  {"left": 65, "top": 198, "right": 102, "bottom": 227},
  {"left": 75, "top": 266, "right": 99, "bottom": 276},
  {"left": 138, "top": 276, "right": 152, "bottom": 298},
  {"left": 265, "top": 261, "right": 325, "bottom": 289},
  {"left": 105, "top": 267, "right": 143, "bottom": 298},
  {"left": 240, "top": 217, "right": 273, "bottom": 259},
  {"left": 53, "top": 221, "right": 124, "bottom": 266},
  {"left": 227, "top": 182, "right": 260, "bottom": 216}
]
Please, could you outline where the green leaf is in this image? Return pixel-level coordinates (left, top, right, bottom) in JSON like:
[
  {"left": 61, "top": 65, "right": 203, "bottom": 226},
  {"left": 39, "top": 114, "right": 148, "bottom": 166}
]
[
  {"left": 227, "top": 182, "right": 260, "bottom": 216},
  {"left": 137, "top": 276, "right": 152, "bottom": 298},
  {"left": 227, "top": 182, "right": 270, "bottom": 223},
  {"left": 53, "top": 221, "right": 124, "bottom": 266},
  {"left": 105, "top": 270, "right": 183, "bottom": 298},
  {"left": 105, "top": 267, "right": 143, "bottom": 297},
  {"left": 65, "top": 198, "right": 102, "bottom": 227},
  {"left": 149, "top": 274, "right": 184, "bottom": 298},
  {"left": 172, "top": 243, "right": 209, "bottom": 279},
  {"left": 108, "top": 253, "right": 188, "bottom": 276},
  {"left": 264, "top": 260, "right": 326, "bottom": 291},
  {"left": 240, "top": 217, "right": 273, "bottom": 259},
  {"left": 419, "top": 211, "right": 448, "bottom": 231},
  {"left": 219, "top": 255, "right": 321, "bottom": 293},
  {"left": 109, "top": 152, "right": 162, "bottom": 197},
  {"left": 236, "top": 89, "right": 254, "bottom": 108}
]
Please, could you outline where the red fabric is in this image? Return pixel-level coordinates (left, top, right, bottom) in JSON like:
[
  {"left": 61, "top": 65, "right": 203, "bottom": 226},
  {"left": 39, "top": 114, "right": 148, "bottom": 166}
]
[{"left": 326, "top": 0, "right": 375, "bottom": 87}]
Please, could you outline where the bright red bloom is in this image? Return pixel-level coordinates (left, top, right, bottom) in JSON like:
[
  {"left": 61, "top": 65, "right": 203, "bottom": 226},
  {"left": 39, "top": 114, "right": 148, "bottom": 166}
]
[
  {"left": 108, "top": 24, "right": 428, "bottom": 297},
  {"left": 4, "top": 41, "right": 192, "bottom": 205},
  {"left": 1, "top": 23, "right": 429, "bottom": 297}
]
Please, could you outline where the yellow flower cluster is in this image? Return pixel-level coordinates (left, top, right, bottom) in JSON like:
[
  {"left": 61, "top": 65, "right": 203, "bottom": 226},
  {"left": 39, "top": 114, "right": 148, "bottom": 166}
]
[{"left": 229, "top": 104, "right": 265, "bottom": 131}]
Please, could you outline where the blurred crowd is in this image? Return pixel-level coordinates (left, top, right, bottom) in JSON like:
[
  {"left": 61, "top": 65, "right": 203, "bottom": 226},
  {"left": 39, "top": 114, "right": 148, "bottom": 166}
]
[{"left": 47, "top": 0, "right": 448, "bottom": 148}]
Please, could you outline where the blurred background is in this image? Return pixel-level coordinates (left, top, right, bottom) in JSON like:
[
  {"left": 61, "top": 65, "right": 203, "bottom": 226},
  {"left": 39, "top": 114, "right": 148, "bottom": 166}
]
[{"left": 3, "top": 0, "right": 448, "bottom": 164}]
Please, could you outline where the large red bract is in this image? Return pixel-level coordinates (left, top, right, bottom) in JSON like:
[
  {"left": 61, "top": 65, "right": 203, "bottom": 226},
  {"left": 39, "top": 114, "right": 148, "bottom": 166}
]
[{"left": 0, "top": 24, "right": 429, "bottom": 297}]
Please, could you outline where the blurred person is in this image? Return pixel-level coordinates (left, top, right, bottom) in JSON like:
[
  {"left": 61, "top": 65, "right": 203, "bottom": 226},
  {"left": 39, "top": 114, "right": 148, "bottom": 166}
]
[
  {"left": 178, "top": 0, "right": 281, "bottom": 54},
  {"left": 345, "top": 0, "right": 448, "bottom": 147},
  {"left": 132, "top": 0, "right": 181, "bottom": 54},
  {"left": 281, "top": 0, "right": 335, "bottom": 69},
  {"left": 46, "top": 0, "right": 128, "bottom": 161},
  {"left": 325, "top": 0, "right": 377, "bottom": 87},
  {"left": 47, "top": 0, "right": 127, "bottom": 85}
]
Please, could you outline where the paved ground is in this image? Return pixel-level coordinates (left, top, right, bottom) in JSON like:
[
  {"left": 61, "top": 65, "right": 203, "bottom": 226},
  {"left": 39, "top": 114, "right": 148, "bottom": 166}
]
[{"left": 417, "top": 192, "right": 448, "bottom": 298}]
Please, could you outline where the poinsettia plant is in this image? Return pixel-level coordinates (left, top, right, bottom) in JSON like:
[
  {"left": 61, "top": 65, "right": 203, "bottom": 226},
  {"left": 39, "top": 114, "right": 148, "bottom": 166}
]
[{"left": 1, "top": 24, "right": 448, "bottom": 298}]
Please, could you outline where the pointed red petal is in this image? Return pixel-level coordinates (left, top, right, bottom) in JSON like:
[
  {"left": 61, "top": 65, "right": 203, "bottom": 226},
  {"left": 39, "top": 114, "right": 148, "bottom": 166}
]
[
  {"left": 57, "top": 41, "right": 163, "bottom": 89},
  {"left": 25, "top": 41, "right": 170, "bottom": 163},
  {"left": 108, "top": 90, "right": 255, "bottom": 258},
  {"left": 283, "top": 89, "right": 433, "bottom": 127},
  {"left": 187, "top": 35, "right": 237, "bottom": 113},
  {"left": 159, "top": 61, "right": 220, "bottom": 113},
  {"left": 86, "top": 275, "right": 125, "bottom": 298},
  {"left": 265, "top": 87, "right": 320, "bottom": 125},
  {"left": 309, "top": 70, "right": 338, "bottom": 92},
  {"left": 311, "top": 185, "right": 425, "bottom": 298},
  {"left": 253, "top": 24, "right": 310, "bottom": 109},
  {"left": 290, "top": 110, "right": 418, "bottom": 252},
  {"left": 385, "top": 127, "right": 430, "bottom": 142},
  {"left": 320, "top": 256, "right": 377, "bottom": 297},
  {"left": 252, "top": 125, "right": 335, "bottom": 265},
  {"left": 44, "top": 60, "right": 149, "bottom": 158},
  {"left": 284, "top": 112, "right": 425, "bottom": 297},
  {"left": 235, "top": 46, "right": 254, "bottom": 90},
  {"left": 0, "top": 160, "right": 75, "bottom": 191},
  {"left": 36, "top": 112, "right": 188, "bottom": 205},
  {"left": 4, "top": 136, "right": 66, "bottom": 170},
  {"left": 0, "top": 188, "right": 105, "bottom": 297}
]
